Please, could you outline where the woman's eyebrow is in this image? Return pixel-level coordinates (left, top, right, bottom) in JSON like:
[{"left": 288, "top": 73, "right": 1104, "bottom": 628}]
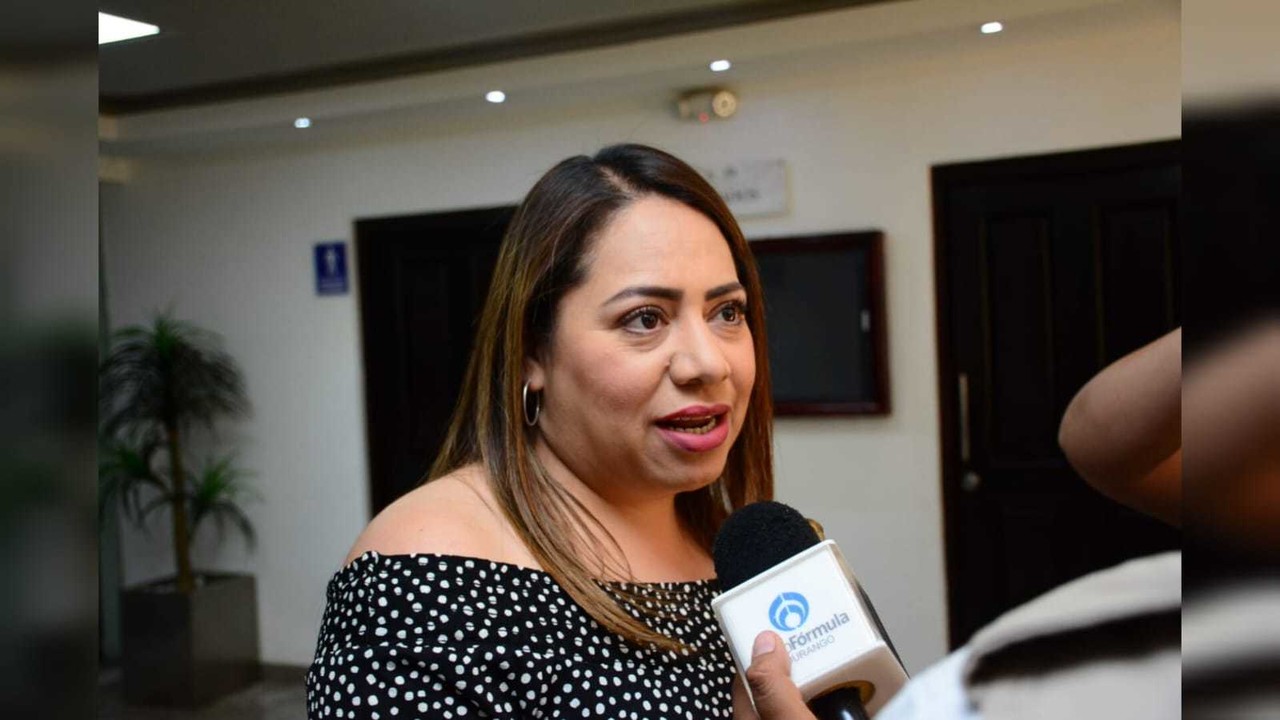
[
  {"left": 603, "top": 286, "right": 681, "bottom": 305},
  {"left": 603, "top": 282, "right": 745, "bottom": 306},
  {"left": 705, "top": 281, "right": 745, "bottom": 300}
]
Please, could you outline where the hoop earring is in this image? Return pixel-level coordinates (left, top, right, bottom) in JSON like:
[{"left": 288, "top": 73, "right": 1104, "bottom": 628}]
[{"left": 522, "top": 381, "right": 541, "bottom": 427}]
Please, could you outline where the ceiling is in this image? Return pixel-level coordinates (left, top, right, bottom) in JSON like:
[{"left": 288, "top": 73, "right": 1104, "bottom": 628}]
[
  {"left": 99, "top": 0, "right": 882, "bottom": 113},
  {"left": 99, "top": 0, "right": 1167, "bottom": 159}
]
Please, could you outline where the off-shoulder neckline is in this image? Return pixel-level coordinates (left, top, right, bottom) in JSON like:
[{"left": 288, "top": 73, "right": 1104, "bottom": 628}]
[{"left": 339, "top": 550, "right": 719, "bottom": 591}]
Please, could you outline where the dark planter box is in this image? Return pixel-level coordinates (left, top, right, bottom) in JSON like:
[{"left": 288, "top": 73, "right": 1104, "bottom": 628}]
[{"left": 121, "top": 572, "right": 262, "bottom": 708}]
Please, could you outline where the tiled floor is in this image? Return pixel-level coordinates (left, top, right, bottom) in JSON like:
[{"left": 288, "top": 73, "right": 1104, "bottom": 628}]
[{"left": 98, "top": 671, "right": 307, "bottom": 720}]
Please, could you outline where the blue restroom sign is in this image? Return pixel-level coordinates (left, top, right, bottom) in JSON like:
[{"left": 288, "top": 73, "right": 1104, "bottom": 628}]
[{"left": 314, "top": 242, "right": 348, "bottom": 295}]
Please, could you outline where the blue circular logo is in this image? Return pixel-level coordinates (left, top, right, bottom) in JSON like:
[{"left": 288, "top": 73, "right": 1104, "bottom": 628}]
[{"left": 768, "top": 592, "right": 810, "bottom": 632}]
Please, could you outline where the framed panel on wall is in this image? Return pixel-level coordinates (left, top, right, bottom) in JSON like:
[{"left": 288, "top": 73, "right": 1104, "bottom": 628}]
[{"left": 751, "top": 231, "right": 889, "bottom": 415}]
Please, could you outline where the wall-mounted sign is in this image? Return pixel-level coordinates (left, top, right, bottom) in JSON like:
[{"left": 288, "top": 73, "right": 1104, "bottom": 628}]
[
  {"left": 314, "top": 242, "right": 348, "bottom": 295},
  {"left": 700, "top": 158, "right": 788, "bottom": 218}
]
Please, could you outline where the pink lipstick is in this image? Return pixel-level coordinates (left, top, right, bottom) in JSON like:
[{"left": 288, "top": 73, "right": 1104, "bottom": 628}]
[{"left": 655, "top": 404, "right": 731, "bottom": 453}]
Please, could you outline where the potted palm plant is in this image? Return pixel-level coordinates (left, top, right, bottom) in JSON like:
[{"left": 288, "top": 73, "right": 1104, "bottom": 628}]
[{"left": 99, "top": 313, "right": 262, "bottom": 707}]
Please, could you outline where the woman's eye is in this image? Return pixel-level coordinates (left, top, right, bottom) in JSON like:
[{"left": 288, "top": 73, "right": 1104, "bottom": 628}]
[
  {"left": 622, "top": 307, "right": 664, "bottom": 332},
  {"left": 717, "top": 301, "right": 746, "bottom": 324}
]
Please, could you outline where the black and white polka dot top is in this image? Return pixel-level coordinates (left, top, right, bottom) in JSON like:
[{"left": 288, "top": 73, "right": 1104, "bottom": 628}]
[{"left": 306, "top": 552, "right": 735, "bottom": 719}]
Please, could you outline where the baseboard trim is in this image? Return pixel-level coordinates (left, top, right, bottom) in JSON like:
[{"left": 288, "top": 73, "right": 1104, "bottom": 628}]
[{"left": 262, "top": 663, "right": 309, "bottom": 684}]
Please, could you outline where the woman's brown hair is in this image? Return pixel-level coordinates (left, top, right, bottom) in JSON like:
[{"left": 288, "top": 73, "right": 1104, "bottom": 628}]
[{"left": 426, "top": 143, "right": 774, "bottom": 651}]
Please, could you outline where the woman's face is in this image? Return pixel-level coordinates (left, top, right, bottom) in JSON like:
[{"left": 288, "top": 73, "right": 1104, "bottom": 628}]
[{"left": 528, "top": 194, "right": 756, "bottom": 503}]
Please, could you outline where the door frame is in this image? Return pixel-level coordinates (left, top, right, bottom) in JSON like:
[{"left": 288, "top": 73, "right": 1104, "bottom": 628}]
[
  {"left": 930, "top": 140, "right": 1179, "bottom": 647},
  {"left": 355, "top": 204, "right": 514, "bottom": 517}
]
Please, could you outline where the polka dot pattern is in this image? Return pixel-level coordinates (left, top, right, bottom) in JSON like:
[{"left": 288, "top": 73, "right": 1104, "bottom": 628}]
[{"left": 305, "top": 552, "right": 734, "bottom": 718}]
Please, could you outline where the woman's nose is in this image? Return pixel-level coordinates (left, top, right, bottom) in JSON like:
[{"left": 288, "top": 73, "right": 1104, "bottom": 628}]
[{"left": 668, "top": 320, "right": 731, "bottom": 386}]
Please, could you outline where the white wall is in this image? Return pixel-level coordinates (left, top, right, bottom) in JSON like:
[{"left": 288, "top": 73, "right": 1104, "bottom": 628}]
[{"left": 102, "top": 0, "right": 1180, "bottom": 671}]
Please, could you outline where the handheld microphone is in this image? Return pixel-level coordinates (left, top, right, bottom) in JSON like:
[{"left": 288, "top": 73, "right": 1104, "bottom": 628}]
[{"left": 712, "top": 501, "right": 908, "bottom": 719}]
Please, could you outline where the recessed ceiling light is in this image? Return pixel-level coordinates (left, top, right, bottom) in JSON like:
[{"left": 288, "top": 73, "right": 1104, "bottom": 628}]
[
  {"left": 486, "top": 90, "right": 506, "bottom": 104},
  {"left": 981, "top": 21, "right": 1004, "bottom": 34},
  {"left": 294, "top": 117, "right": 312, "bottom": 129},
  {"left": 709, "top": 59, "right": 732, "bottom": 73},
  {"left": 99, "top": 12, "right": 159, "bottom": 45}
]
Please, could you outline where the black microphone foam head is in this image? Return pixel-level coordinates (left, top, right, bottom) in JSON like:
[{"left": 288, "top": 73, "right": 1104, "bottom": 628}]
[{"left": 713, "top": 501, "right": 821, "bottom": 592}]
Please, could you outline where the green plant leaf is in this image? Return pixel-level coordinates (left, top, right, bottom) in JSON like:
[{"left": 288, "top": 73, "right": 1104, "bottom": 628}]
[
  {"left": 99, "top": 313, "right": 251, "bottom": 442},
  {"left": 98, "top": 312, "right": 256, "bottom": 577},
  {"left": 137, "top": 492, "right": 177, "bottom": 524},
  {"left": 186, "top": 453, "right": 260, "bottom": 551},
  {"left": 98, "top": 437, "right": 167, "bottom": 530}
]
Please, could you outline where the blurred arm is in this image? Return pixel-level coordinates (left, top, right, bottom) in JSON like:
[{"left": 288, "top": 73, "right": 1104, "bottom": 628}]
[
  {"left": 1058, "top": 328, "right": 1182, "bottom": 526},
  {"left": 1184, "top": 321, "right": 1280, "bottom": 553}
]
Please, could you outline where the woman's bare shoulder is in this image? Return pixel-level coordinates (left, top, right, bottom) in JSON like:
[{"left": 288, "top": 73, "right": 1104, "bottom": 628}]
[{"left": 342, "top": 464, "right": 526, "bottom": 567}]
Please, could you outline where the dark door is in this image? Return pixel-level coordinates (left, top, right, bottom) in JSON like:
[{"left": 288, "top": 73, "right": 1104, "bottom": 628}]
[
  {"left": 933, "top": 141, "right": 1182, "bottom": 647},
  {"left": 357, "top": 206, "right": 513, "bottom": 516}
]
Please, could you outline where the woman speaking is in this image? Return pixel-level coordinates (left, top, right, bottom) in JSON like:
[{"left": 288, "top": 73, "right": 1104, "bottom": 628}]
[{"left": 306, "top": 144, "right": 777, "bottom": 718}]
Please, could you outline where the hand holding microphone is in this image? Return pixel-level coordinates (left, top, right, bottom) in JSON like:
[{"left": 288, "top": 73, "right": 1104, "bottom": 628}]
[
  {"left": 714, "top": 501, "right": 909, "bottom": 719},
  {"left": 731, "top": 630, "right": 817, "bottom": 720}
]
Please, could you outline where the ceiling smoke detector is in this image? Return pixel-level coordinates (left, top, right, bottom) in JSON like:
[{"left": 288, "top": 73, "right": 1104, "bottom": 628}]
[{"left": 676, "top": 88, "right": 738, "bottom": 123}]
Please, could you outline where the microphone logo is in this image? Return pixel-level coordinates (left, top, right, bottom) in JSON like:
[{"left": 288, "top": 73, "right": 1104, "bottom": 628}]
[{"left": 768, "top": 592, "right": 810, "bottom": 631}]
